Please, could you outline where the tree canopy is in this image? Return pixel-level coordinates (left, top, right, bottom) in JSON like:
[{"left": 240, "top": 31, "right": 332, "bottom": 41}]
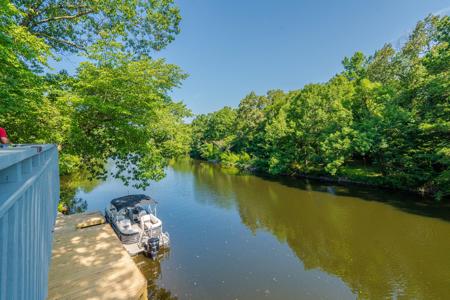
[
  {"left": 0, "top": 0, "right": 190, "bottom": 188},
  {"left": 13, "top": 0, "right": 180, "bottom": 55},
  {"left": 66, "top": 57, "right": 190, "bottom": 187}
]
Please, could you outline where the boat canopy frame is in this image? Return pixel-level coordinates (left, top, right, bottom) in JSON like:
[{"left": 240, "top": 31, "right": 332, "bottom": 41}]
[{"left": 110, "top": 194, "right": 158, "bottom": 214}]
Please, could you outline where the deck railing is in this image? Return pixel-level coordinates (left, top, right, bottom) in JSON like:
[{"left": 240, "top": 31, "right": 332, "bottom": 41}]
[{"left": 0, "top": 145, "right": 60, "bottom": 300}]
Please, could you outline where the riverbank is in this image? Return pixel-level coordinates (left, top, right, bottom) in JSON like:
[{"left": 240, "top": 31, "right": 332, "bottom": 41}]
[{"left": 192, "top": 157, "right": 448, "bottom": 202}]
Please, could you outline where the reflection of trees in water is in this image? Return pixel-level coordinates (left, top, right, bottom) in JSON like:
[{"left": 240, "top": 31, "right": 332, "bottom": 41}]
[
  {"left": 189, "top": 161, "right": 240, "bottom": 209},
  {"left": 59, "top": 171, "right": 101, "bottom": 214},
  {"left": 169, "top": 157, "right": 196, "bottom": 174},
  {"left": 188, "top": 160, "right": 450, "bottom": 300},
  {"left": 134, "top": 249, "right": 177, "bottom": 300},
  {"left": 63, "top": 196, "right": 87, "bottom": 214}
]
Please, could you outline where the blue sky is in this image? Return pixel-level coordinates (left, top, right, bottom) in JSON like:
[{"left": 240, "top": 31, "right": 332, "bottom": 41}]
[{"left": 54, "top": 0, "right": 450, "bottom": 115}]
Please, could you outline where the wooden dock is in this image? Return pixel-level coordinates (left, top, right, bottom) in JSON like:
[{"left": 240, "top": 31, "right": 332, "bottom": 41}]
[{"left": 47, "top": 212, "right": 147, "bottom": 300}]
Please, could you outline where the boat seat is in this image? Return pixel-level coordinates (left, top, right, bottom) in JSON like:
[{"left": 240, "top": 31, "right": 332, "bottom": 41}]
[
  {"left": 119, "top": 218, "right": 131, "bottom": 229},
  {"left": 140, "top": 214, "right": 151, "bottom": 231},
  {"left": 140, "top": 214, "right": 161, "bottom": 231}
]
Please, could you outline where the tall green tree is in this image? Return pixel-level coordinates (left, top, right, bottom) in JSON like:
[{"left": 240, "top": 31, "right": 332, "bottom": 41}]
[
  {"left": 190, "top": 107, "right": 236, "bottom": 161},
  {"left": 0, "top": 0, "right": 59, "bottom": 145},
  {"left": 286, "top": 76, "right": 355, "bottom": 175},
  {"left": 234, "top": 91, "right": 272, "bottom": 153},
  {"left": 64, "top": 56, "right": 190, "bottom": 187}
]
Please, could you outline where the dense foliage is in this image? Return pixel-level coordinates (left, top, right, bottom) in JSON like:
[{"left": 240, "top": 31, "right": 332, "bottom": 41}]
[
  {"left": 0, "top": 0, "right": 191, "bottom": 188},
  {"left": 190, "top": 15, "right": 450, "bottom": 200},
  {"left": 13, "top": 0, "right": 180, "bottom": 55}
]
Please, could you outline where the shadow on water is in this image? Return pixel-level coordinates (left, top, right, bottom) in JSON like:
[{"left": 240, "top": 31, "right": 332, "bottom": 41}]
[
  {"left": 175, "top": 158, "right": 450, "bottom": 223},
  {"left": 179, "top": 159, "right": 450, "bottom": 300},
  {"left": 258, "top": 172, "right": 450, "bottom": 223}
]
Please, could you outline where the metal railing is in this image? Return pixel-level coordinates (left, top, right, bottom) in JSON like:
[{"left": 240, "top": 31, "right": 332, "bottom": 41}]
[{"left": 0, "top": 145, "right": 60, "bottom": 300}]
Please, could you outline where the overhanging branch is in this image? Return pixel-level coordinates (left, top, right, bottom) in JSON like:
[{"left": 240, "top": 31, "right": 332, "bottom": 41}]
[
  {"left": 34, "top": 32, "right": 86, "bottom": 51},
  {"left": 33, "top": 10, "right": 94, "bottom": 25}
]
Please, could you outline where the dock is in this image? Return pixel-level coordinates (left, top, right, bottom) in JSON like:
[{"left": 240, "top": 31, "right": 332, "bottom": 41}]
[{"left": 47, "top": 212, "right": 148, "bottom": 300}]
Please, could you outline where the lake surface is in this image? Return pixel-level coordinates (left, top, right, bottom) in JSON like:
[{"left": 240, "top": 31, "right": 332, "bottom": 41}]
[{"left": 64, "top": 159, "right": 450, "bottom": 300}]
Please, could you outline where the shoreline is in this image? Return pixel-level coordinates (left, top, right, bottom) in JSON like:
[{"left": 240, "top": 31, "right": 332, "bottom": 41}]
[{"left": 191, "top": 158, "right": 448, "bottom": 203}]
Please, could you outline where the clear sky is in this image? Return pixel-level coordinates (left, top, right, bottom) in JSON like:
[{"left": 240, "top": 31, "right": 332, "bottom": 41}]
[{"left": 54, "top": 0, "right": 450, "bottom": 115}]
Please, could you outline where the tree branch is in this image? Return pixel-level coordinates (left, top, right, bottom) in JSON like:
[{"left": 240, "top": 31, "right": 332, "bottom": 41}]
[
  {"left": 34, "top": 32, "right": 86, "bottom": 51},
  {"left": 33, "top": 10, "right": 94, "bottom": 25},
  {"left": 44, "top": 4, "right": 90, "bottom": 11},
  {"left": 20, "top": 2, "right": 43, "bottom": 27}
]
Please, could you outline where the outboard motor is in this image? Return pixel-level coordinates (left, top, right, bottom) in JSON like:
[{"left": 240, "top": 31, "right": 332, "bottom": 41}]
[{"left": 144, "top": 237, "right": 160, "bottom": 259}]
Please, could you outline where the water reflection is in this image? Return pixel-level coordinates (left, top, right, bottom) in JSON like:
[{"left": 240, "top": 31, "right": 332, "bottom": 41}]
[
  {"left": 65, "top": 159, "right": 450, "bottom": 299},
  {"left": 186, "top": 160, "right": 450, "bottom": 299},
  {"left": 60, "top": 172, "right": 101, "bottom": 213},
  {"left": 134, "top": 250, "right": 177, "bottom": 300}
]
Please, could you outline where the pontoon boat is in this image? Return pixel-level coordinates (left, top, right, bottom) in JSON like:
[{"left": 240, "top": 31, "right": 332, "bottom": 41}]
[{"left": 105, "top": 194, "right": 170, "bottom": 258}]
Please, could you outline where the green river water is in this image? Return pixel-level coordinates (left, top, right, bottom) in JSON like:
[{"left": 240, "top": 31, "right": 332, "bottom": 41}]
[{"left": 63, "top": 159, "right": 450, "bottom": 300}]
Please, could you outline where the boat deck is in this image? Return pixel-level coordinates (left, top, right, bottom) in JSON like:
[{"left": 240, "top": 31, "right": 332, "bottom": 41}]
[
  {"left": 124, "top": 239, "right": 145, "bottom": 256},
  {"left": 47, "top": 212, "right": 147, "bottom": 300},
  {"left": 118, "top": 222, "right": 170, "bottom": 256}
]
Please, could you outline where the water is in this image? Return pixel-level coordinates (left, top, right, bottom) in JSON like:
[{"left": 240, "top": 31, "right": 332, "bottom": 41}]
[{"left": 64, "top": 159, "right": 450, "bottom": 299}]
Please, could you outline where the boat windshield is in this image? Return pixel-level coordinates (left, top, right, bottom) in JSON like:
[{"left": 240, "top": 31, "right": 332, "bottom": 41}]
[{"left": 137, "top": 203, "right": 156, "bottom": 216}]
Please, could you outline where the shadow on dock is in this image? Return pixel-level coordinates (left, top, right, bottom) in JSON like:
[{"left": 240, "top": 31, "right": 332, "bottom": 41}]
[{"left": 48, "top": 212, "right": 147, "bottom": 300}]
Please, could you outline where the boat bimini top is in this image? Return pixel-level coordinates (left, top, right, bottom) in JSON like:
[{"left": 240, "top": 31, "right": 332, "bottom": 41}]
[{"left": 111, "top": 194, "right": 158, "bottom": 211}]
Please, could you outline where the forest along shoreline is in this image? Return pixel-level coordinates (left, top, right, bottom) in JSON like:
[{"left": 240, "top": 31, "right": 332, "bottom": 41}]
[
  {"left": 189, "top": 15, "right": 450, "bottom": 202},
  {"left": 4, "top": 0, "right": 448, "bottom": 208}
]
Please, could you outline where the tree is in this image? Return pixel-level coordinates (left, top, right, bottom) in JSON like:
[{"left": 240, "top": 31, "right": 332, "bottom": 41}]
[
  {"left": 342, "top": 51, "right": 367, "bottom": 81},
  {"left": 234, "top": 91, "right": 272, "bottom": 153},
  {"left": 64, "top": 56, "right": 190, "bottom": 188},
  {"left": 287, "top": 76, "right": 355, "bottom": 175},
  {"left": 205, "top": 106, "right": 237, "bottom": 141},
  {"left": 0, "top": 0, "right": 58, "bottom": 145},
  {"left": 190, "top": 107, "right": 236, "bottom": 161},
  {"left": 257, "top": 91, "right": 292, "bottom": 174},
  {"left": 1, "top": 0, "right": 191, "bottom": 189}
]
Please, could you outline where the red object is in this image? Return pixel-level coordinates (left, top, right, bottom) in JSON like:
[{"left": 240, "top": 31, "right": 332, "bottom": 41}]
[{"left": 0, "top": 127, "right": 7, "bottom": 139}]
